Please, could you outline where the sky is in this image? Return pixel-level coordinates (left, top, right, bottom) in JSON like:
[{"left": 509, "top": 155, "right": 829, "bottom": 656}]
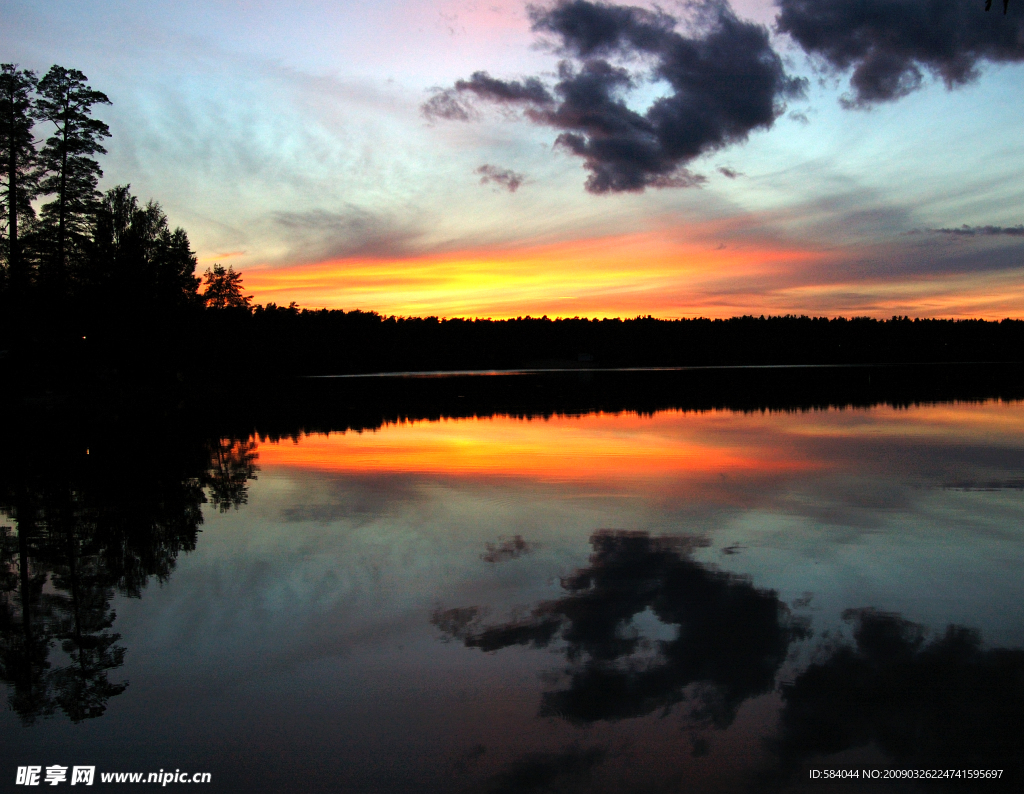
[{"left": 3, "top": 0, "right": 1024, "bottom": 318}]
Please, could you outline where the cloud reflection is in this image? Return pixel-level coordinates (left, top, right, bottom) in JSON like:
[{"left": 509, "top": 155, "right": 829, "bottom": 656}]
[
  {"left": 768, "top": 608, "right": 1024, "bottom": 787},
  {"left": 434, "top": 530, "right": 809, "bottom": 726}
]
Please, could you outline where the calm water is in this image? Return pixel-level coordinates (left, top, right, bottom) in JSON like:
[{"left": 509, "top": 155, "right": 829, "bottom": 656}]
[{"left": 3, "top": 393, "right": 1024, "bottom": 792}]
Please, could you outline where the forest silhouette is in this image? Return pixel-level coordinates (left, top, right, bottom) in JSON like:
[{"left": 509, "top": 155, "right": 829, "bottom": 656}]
[{"left": 3, "top": 64, "right": 1024, "bottom": 391}]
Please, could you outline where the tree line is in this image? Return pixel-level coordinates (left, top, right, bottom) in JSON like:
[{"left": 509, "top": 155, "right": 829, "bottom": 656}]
[{"left": 0, "top": 63, "right": 249, "bottom": 314}]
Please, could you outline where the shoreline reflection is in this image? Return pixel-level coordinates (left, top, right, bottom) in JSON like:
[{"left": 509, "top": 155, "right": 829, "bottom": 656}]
[
  {"left": 0, "top": 391, "right": 1021, "bottom": 792},
  {"left": 0, "top": 437, "right": 257, "bottom": 723}
]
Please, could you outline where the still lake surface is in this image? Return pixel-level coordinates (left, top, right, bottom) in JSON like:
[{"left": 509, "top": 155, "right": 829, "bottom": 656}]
[{"left": 3, "top": 379, "right": 1024, "bottom": 792}]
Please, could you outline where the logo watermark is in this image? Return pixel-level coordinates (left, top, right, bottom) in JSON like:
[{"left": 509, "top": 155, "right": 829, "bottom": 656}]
[{"left": 16, "top": 767, "right": 211, "bottom": 786}]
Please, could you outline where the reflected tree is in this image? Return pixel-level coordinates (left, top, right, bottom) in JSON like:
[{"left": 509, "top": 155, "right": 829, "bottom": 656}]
[
  {"left": 0, "top": 514, "right": 56, "bottom": 722},
  {"left": 47, "top": 525, "right": 127, "bottom": 722},
  {"left": 0, "top": 429, "right": 260, "bottom": 723},
  {"left": 204, "top": 438, "right": 259, "bottom": 512},
  {"left": 434, "top": 530, "right": 809, "bottom": 727}
]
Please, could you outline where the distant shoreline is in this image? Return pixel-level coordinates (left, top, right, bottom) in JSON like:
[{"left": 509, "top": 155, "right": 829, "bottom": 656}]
[
  {"left": 3, "top": 311, "right": 1023, "bottom": 392},
  {"left": 308, "top": 361, "right": 1018, "bottom": 380}
]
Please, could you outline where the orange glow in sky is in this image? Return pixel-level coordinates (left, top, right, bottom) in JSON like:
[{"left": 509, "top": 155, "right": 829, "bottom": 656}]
[
  {"left": 240, "top": 226, "right": 1024, "bottom": 320},
  {"left": 242, "top": 229, "right": 828, "bottom": 319}
]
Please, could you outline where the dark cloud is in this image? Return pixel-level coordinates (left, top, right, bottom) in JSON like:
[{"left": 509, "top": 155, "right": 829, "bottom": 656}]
[
  {"left": 424, "top": 0, "right": 805, "bottom": 193},
  {"left": 775, "top": 0, "right": 1024, "bottom": 107},
  {"left": 458, "top": 71, "right": 556, "bottom": 105},
  {"left": 421, "top": 89, "right": 475, "bottom": 122},
  {"left": 485, "top": 745, "right": 606, "bottom": 793},
  {"left": 480, "top": 534, "right": 535, "bottom": 562},
  {"left": 422, "top": 72, "right": 554, "bottom": 122},
  {"left": 435, "top": 530, "right": 808, "bottom": 725},
  {"left": 476, "top": 165, "right": 526, "bottom": 193},
  {"left": 933, "top": 224, "right": 1024, "bottom": 237},
  {"left": 717, "top": 166, "right": 741, "bottom": 179}
]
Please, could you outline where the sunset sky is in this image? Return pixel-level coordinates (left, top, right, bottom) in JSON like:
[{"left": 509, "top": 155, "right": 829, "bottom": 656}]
[{"left": 4, "top": 0, "right": 1024, "bottom": 318}]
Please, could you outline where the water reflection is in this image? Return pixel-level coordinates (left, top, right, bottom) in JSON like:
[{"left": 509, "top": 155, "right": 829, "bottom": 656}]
[
  {"left": 436, "top": 530, "right": 810, "bottom": 727},
  {"left": 770, "top": 609, "right": 1024, "bottom": 787},
  {"left": 483, "top": 744, "right": 607, "bottom": 794},
  {"left": 438, "top": 529, "right": 1024, "bottom": 788},
  {"left": 481, "top": 535, "right": 535, "bottom": 564},
  {"left": 1, "top": 385, "right": 1022, "bottom": 791},
  {"left": 0, "top": 436, "right": 257, "bottom": 723}
]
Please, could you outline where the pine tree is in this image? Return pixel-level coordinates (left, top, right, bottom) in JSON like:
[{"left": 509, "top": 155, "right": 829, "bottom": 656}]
[
  {"left": 35, "top": 66, "right": 110, "bottom": 296},
  {"left": 0, "top": 65, "right": 40, "bottom": 299},
  {"left": 201, "top": 264, "right": 252, "bottom": 310}
]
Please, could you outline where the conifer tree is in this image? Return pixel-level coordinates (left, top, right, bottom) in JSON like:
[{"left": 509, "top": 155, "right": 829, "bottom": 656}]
[
  {"left": 35, "top": 66, "right": 110, "bottom": 295},
  {"left": 0, "top": 65, "right": 40, "bottom": 299},
  {"left": 201, "top": 264, "right": 252, "bottom": 309}
]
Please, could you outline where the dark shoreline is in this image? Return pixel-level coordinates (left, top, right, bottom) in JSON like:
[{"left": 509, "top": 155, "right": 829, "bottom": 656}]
[
  {"left": 3, "top": 311, "right": 1023, "bottom": 391},
  {"left": 4, "top": 362, "right": 1023, "bottom": 448}
]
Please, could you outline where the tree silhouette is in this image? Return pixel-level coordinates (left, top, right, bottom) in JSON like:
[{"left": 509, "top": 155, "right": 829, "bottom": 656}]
[
  {"left": 47, "top": 512, "right": 128, "bottom": 723},
  {"left": 0, "top": 65, "right": 40, "bottom": 300},
  {"left": 985, "top": 0, "right": 1010, "bottom": 13},
  {"left": 34, "top": 66, "right": 110, "bottom": 297},
  {"left": 202, "top": 263, "right": 252, "bottom": 309},
  {"left": 88, "top": 185, "right": 201, "bottom": 310}
]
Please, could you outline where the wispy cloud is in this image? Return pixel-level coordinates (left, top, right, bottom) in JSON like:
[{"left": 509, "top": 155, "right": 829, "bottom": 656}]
[
  {"left": 932, "top": 224, "right": 1024, "bottom": 237},
  {"left": 476, "top": 164, "right": 525, "bottom": 192},
  {"left": 271, "top": 207, "right": 427, "bottom": 262}
]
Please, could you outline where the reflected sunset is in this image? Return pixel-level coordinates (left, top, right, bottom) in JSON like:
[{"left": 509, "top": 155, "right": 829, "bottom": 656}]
[
  {"left": 256, "top": 410, "right": 812, "bottom": 483},
  {"left": 255, "top": 401, "right": 1024, "bottom": 487},
  {"left": 6, "top": 384, "right": 1024, "bottom": 792}
]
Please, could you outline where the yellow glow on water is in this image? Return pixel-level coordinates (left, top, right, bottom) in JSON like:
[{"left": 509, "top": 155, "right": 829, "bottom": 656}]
[
  {"left": 258, "top": 410, "right": 813, "bottom": 483},
  {"left": 255, "top": 401, "right": 1024, "bottom": 486}
]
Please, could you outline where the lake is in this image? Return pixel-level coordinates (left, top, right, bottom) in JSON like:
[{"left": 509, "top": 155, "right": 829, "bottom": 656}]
[{"left": 2, "top": 370, "right": 1023, "bottom": 792}]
